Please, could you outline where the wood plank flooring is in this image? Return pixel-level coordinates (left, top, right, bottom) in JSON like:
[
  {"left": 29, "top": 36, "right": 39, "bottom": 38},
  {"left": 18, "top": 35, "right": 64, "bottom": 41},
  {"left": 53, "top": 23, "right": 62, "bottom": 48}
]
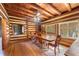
[
  {"left": 4, "top": 41, "right": 45, "bottom": 56},
  {"left": 3, "top": 41, "right": 68, "bottom": 56}
]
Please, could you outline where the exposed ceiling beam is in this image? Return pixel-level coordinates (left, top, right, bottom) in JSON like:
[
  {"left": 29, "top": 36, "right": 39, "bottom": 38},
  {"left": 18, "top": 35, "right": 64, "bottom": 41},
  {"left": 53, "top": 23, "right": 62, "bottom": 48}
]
[
  {"left": 4, "top": 6, "right": 48, "bottom": 21},
  {"left": 36, "top": 3, "right": 61, "bottom": 15},
  {"left": 64, "top": 3, "right": 71, "bottom": 11},
  {"left": 16, "top": 5, "right": 48, "bottom": 20},
  {"left": 5, "top": 6, "right": 34, "bottom": 17},
  {"left": 3, "top": 3, "right": 51, "bottom": 20},
  {"left": 8, "top": 12, "right": 27, "bottom": 18},
  {"left": 36, "top": 3, "right": 54, "bottom": 15},
  {"left": 8, "top": 13, "right": 34, "bottom": 22},
  {"left": 29, "top": 4, "right": 53, "bottom": 17},
  {"left": 0, "top": 3, "right": 9, "bottom": 19},
  {"left": 41, "top": 16, "right": 48, "bottom": 20},
  {"left": 48, "top": 3, "right": 61, "bottom": 15},
  {"left": 13, "top": 4, "right": 35, "bottom": 15},
  {"left": 42, "top": 8, "right": 79, "bottom": 23},
  {"left": 3, "top": 4, "right": 35, "bottom": 17},
  {"left": 9, "top": 16, "right": 26, "bottom": 20},
  {"left": 7, "top": 9, "right": 33, "bottom": 18},
  {"left": 48, "top": 15, "right": 79, "bottom": 24},
  {"left": 5, "top": 8, "right": 34, "bottom": 17},
  {"left": 14, "top": 4, "right": 48, "bottom": 17}
]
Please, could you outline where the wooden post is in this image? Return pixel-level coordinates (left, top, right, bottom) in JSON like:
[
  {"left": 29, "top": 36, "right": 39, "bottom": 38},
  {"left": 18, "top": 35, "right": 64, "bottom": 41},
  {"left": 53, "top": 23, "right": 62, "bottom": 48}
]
[{"left": 2, "top": 17, "right": 9, "bottom": 50}]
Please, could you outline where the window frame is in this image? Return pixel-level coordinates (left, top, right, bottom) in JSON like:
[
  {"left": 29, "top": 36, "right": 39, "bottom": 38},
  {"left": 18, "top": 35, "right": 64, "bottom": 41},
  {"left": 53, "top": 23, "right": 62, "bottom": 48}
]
[
  {"left": 45, "top": 24, "right": 56, "bottom": 34},
  {"left": 58, "top": 20, "right": 79, "bottom": 39}
]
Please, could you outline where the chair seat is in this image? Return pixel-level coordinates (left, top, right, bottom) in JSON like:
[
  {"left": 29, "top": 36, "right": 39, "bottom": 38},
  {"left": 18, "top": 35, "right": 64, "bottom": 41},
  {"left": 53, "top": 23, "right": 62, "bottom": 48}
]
[{"left": 48, "top": 43, "right": 57, "bottom": 47}]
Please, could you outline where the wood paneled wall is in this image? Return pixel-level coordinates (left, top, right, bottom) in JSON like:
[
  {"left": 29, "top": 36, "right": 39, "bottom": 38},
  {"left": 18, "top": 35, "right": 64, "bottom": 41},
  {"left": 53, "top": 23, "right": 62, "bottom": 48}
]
[
  {"left": 27, "top": 21, "right": 36, "bottom": 39},
  {"left": 9, "top": 19, "right": 27, "bottom": 41}
]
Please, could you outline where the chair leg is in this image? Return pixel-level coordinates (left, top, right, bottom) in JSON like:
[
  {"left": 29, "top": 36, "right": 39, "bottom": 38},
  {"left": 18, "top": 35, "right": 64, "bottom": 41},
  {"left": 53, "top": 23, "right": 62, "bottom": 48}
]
[
  {"left": 58, "top": 45, "right": 60, "bottom": 53},
  {"left": 54, "top": 47, "right": 56, "bottom": 56},
  {"left": 47, "top": 44, "right": 49, "bottom": 49}
]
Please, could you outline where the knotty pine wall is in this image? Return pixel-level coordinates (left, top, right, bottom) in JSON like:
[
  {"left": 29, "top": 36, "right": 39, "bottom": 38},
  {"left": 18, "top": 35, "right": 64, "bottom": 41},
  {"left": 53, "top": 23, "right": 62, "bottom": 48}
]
[
  {"left": 27, "top": 21, "right": 36, "bottom": 39},
  {"left": 9, "top": 19, "right": 27, "bottom": 41},
  {"left": 9, "top": 19, "right": 36, "bottom": 41}
]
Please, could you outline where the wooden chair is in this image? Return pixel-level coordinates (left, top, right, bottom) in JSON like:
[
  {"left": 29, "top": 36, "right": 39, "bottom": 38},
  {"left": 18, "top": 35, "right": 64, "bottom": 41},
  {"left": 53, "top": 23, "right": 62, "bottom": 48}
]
[
  {"left": 48, "top": 35, "right": 61, "bottom": 56},
  {"left": 36, "top": 36, "right": 45, "bottom": 48}
]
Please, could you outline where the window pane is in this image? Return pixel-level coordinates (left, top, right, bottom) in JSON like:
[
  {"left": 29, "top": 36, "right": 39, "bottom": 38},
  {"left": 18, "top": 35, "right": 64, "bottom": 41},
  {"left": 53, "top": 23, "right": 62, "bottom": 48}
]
[
  {"left": 59, "top": 20, "right": 78, "bottom": 39},
  {"left": 46, "top": 25, "right": 55, "bottom": 33},
  {"left": 69, "top": 22, "right": 78, "bottom": 39},
  {"left": 60, "top": 24, "right": 68, "bottom": 38},
  {"left": 13, "top": 24, "right": 23, "bottom": 35}
]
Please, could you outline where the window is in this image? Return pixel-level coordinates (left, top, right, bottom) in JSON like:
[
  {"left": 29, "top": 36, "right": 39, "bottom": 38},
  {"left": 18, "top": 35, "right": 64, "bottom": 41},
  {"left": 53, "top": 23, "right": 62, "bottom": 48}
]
[
  {"left": 46, "top": 24, "right": 56, "bottom": 33},
  {"left": 13, "top": 24, "right": 24, "bottom": 35},
  {"left": 59, "top": 20, "right": 79, "bottom": 39},
  {"left": 59, "top": 23, "right": 68, "bottom": 38}
]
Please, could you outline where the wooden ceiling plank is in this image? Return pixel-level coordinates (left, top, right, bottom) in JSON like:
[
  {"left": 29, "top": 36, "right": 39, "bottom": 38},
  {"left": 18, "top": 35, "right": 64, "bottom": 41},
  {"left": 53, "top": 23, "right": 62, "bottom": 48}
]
[
  {"left": 13, "top": 4, "right": 35, "bottom": 15},
  {"left": 42, "top": 8, "right": 79, "bottom": 23},
  {"left": 7, "top": 9, "right": 33, "bottom": 18},
  {"left": 13, "top": 4, "right": 50, "bottom": 20},
  {"left": 3, "top": 3, "right": 52, "bottom": 20},
  {"left": 46, "top": 15, "right": 79, "bottom": 24},
  {"left": 8, "top": 12, "right": 26, "bottom": 18},
  {"left": 6, "top": 7, "right": 49, "bottom": 21},
  {"left": 48, "top": 4, "right": 61, "bottom": 15},
  {"left": 17, "top": 6, "right": 49, "bottom": 20},
  {"left": 9, "top": 16, "right": 26, "bottom": 20},
  {"left": 36, "top": 3, "right": 61, "bottom": 15},
  {"left": 41, "top": 15, "right": 48, "bottom": 19},
  {"left": 5, "top": 8, "right": 34, "bottom": 17},
  {"left": 36, "top": 3, "right": 55, "bottom": 15},
  {"left": 64, "top": 3, "right": 71, "bottom": 11},
  {"left": 8, "top": 12, "right": 33, "bottom": 21},
  {"left": 49, "top": 15, "right": 79, "bottom": 24},
  {"left": 17, "top": 4, "right": 49, "bottom": 20},
  {"left": 3, "top": 4, "right": 35, "bottom": 17},
  {"left": 29, "top": 4, "right": 52, "bottom": 17}
]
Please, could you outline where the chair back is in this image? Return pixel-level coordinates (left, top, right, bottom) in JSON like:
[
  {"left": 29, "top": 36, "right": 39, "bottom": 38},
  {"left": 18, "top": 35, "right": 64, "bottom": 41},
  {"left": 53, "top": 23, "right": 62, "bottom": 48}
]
[{"left": 55, "top": 35, "right": 61, "bottom": 46}]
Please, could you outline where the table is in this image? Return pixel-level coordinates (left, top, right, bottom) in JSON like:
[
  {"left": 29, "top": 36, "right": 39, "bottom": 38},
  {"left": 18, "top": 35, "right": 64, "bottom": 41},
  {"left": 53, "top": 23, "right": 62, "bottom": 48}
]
[
  {"left": 42, "top": 34, "right": 56, "bottom": 42},
  {"left": 41, "top": 34, "right": 56, "bottom": 48}
]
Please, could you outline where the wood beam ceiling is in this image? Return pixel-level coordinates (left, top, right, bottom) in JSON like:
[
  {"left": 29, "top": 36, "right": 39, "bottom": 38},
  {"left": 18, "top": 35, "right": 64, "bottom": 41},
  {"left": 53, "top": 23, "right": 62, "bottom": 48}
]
[
  {"left": 7, "top": 9, "right": 33, "bottom": 18},
  {"left": 48, "top": 3, "right": 61, "bottom": 15},
  {"left": 46, "top": 15, "right": 79, "bottom": 24},
  {"left": 36, "top": 3, "right": 61, "bottom": 15},
  {"left": 48, "top": 15, "right": 79, "bottom": 24},
  {"left": 29, "top": 4, "right": 53, "bottom": 17},
  {"left": 20, "top": 4, "right": 48, "bottom": 18},
  {"left": 7, "top": 4, "right": 49, "bottom": 20},
  {"left": 2, "top": 3, "right": 79, "bottom": 22},
  {"left": 36, "top": 3, "right": 55, "bottom": 15},
  {"left": 12, "top": 4, "right": 35, "bottom": 15},
  {"left": 9, "top": 16, "right": 26, "bottom": 20},
  {"left": 3, "top": 4, "right": 34, "bottom": 17},
  {"left": 42, "top": 8, "right": 79, "bottom": 24},
  {"left": 64, "top": 3, "right": 71, "bottom": 11},
  {"left": 0, "top": 3, "right": 9, "bottom": 19},
  {"left": 8, "top": 11, "right": 27, "bottom": 18}
]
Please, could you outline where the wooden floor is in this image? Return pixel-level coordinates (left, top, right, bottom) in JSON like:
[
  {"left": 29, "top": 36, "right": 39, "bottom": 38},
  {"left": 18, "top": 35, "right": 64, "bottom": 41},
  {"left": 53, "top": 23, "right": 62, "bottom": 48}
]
[
  {"left": 4, "top": 41, "right": 45, "bottom": 56},
  {"left": 3, "top": 40, "right": 69, "bottom": 56}
]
